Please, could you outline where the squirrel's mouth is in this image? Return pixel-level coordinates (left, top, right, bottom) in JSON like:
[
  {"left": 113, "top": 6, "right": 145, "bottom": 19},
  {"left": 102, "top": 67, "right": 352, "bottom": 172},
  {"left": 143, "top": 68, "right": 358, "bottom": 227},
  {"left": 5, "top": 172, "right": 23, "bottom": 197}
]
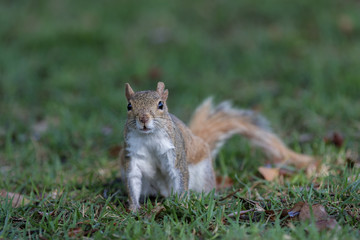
[
  {"left": 136, "top": 120, "right": 154, "bottom": 133},
  {"left": 140, "top": 126, "right": 151, "bottom": 132}
]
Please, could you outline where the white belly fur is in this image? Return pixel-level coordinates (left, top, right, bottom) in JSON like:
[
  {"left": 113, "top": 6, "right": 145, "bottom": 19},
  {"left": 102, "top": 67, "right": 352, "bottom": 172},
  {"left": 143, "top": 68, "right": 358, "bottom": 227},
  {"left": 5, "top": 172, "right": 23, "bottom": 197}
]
[
  {"left": 126, "top": 130, "right": 215, "bottom": 196},
  {"left": 126, "top": 130, "right": 176, "bottom": 197}
]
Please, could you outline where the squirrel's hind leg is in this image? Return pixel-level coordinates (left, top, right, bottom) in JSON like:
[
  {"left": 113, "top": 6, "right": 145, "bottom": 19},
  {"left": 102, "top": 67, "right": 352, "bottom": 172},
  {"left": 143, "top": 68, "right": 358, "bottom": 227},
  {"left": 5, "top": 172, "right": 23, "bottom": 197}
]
[{"left": 188, "top": 158, "right": 216, "bottom": 193}]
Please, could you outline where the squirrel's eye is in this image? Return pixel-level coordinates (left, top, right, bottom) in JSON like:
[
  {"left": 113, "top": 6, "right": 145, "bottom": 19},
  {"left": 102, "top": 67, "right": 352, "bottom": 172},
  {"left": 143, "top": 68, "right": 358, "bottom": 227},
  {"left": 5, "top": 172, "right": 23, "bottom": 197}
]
[
  {"left": 127, "top": 103, "right": 132, "bottom": 111},
  {"left": 158, "top": 101, "right": 164, "bottom": 110}
]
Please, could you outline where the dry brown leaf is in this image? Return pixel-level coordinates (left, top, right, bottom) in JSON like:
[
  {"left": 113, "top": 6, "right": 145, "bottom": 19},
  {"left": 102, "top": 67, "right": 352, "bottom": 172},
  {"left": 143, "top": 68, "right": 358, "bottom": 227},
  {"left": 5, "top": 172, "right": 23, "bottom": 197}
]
[
  {"left": 145, "top": 203, "right": 166, "bottom": 220},
  {"left": 216, "top": 176, "right": 234, "bottom": 190},
  {"left": 299, "top": 204, "right": 328, "bottom": 221},
  {"left": 68, "top": 227, "right": 83, "bottom": 237},
  {"left": 324, "top": 132, "right": 344, "bottom": 148},
  {"left": 291, "top": 202, "right": 341, "bottom": 231},
  {"left": 258, "top": 167, "right": 279, "bottom": 181},
  {"left": 0, "top": 190, "right": 30, "bottom": 207},
  {"left": 315, "top": 218, "right": 340, "bottom": 231},
  {"left": 288, "top": 201, "right": 305, "bottom": 217}
]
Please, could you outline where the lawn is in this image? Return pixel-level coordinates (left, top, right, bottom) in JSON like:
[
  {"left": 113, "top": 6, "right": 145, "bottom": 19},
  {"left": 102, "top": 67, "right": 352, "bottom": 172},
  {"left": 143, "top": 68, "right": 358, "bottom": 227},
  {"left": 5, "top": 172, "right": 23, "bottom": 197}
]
[{"left": 0, "top": 0, "right": 360, "bottom": 239}]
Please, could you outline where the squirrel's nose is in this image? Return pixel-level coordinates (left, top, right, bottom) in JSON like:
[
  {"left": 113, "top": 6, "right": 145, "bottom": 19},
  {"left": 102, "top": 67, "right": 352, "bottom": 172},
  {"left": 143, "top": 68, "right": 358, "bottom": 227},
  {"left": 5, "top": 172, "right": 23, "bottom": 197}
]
[{"left": 139, "top": 114, "right": 150, "bottom": 124}]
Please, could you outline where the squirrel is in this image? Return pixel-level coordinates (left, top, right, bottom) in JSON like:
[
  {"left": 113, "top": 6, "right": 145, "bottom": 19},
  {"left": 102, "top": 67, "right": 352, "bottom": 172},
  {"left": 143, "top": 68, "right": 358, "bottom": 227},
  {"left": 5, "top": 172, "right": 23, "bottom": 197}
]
[{"left": 121, "top": 82, "right": 314, "bottom": 211}]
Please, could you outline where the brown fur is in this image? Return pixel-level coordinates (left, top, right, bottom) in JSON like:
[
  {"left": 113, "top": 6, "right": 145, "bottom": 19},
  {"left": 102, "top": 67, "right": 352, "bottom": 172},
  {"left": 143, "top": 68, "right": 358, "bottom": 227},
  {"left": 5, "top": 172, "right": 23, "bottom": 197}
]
[
  {"left": 170, "top": 115, "right": 210, "bottom": 164},
  {"left": 189, "top": 99, "right": 314, "bottom": 168}
]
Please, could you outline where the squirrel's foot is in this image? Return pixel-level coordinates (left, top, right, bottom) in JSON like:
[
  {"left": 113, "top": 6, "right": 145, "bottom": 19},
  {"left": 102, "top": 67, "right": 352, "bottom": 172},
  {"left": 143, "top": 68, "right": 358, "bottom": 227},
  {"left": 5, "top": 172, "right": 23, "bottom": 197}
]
[{"left": 129, "top": 204, "right": 140, "bottom": 212}]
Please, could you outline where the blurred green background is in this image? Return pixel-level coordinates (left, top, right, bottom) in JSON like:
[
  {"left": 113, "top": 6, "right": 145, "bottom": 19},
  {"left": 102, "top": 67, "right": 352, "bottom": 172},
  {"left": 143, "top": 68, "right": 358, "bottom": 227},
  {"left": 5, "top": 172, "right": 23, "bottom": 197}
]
[{"left": 0, "top": 0, "right": 359, "bottom": 185}]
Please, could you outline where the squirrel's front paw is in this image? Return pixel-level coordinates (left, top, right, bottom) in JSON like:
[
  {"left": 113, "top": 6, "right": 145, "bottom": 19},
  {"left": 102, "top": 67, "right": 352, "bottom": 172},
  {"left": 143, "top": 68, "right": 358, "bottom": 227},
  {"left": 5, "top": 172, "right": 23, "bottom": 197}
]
[{"left": 129, "top": 204, "right": 140, "bottom": 212}]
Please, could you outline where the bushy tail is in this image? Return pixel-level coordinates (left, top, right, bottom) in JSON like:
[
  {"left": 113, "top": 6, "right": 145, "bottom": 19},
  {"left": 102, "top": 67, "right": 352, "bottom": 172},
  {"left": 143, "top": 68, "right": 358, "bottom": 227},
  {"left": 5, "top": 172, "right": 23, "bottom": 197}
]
[{"left": 189, "top": 98, "right": 314, "bottom": 168}]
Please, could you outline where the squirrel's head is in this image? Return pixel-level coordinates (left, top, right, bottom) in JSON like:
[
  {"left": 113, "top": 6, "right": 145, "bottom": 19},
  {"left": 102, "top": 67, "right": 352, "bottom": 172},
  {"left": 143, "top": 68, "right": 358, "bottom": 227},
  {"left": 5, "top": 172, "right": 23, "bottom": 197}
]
[{"left": 125, "top": 82, "right": 169, "bottom": 134}]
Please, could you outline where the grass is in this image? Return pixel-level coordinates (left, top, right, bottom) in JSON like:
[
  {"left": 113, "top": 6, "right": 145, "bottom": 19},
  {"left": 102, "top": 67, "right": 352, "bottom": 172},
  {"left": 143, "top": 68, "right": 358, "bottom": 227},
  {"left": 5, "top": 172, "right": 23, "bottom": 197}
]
[{"left": 0, "top": 0, "right": 360, "bottom": 239}]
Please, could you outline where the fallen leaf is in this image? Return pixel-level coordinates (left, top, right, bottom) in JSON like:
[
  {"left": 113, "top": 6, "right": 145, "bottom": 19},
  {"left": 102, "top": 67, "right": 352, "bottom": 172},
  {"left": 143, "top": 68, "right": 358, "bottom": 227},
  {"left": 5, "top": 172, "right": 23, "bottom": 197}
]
[
  {"left": 216, "top": 176, "right": 234, "bottom": 190},
  {"left": 299, "top": 204, "right": 328, "bottom": 221},
  {"left": 288, "top": 201, "right": 305, "bottom": 217},
  {"left": 279, "top": 209, "right": 290, "bottom": 218},
  {"left": 315, "top": 218, "right": 340, "bottom": 231},
  {"left": 258, "top": 167, "right": 279, "bottom": 181},
  {"left": 0, "top": 190, "right": 30, "bottom": 207},
  {"left": 145, "top": 203, "right": 165, "bottom": 220},
  {"left": 324, "top": 132, "right": 344, "bottom": 148},
  {"left": 291, "top": 202, "right": 341, "bottom": 231},
  {"left": 68, "top": 227, "right": 83, "bottom": 237}
]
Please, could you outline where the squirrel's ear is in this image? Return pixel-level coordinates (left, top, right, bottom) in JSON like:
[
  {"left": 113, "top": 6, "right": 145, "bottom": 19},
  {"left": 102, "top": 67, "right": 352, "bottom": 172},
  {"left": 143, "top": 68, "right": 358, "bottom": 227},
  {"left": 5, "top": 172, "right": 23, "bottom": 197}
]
[
  {"left": 156, "top": 82, "right": 165, "bottom": 95},
  {"left": 162, "top": 89, "right": 169, "bottom": 101},
  {"left": 125, "top": 83, "right": 135, "bottom": 101},
  {"left": 157, "top": 82, "right": 168, "bottom": 101}
]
